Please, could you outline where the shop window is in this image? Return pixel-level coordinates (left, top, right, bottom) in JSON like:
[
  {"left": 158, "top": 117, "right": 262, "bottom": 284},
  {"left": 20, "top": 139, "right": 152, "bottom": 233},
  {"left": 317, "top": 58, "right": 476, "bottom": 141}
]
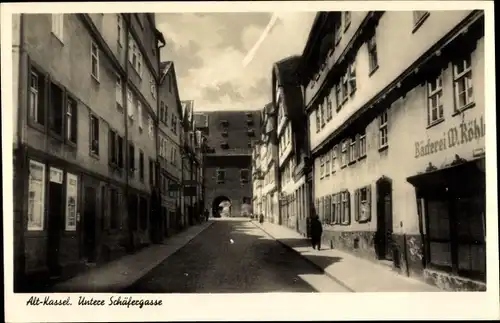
[
  {"left": 453, "top": 55, "right": 474, "bottom": 112},
  {"left": 65, "top": 173, "right": 78, "bottom": 231},
  {"left": 27, "top": 160, "right": 46, "bottom": 231},
  {"left": 427, "top": 72, "right": 444, "bottom": 125},
  {"left": 426, "top": 194, "right": 486, "bottom": 281}
]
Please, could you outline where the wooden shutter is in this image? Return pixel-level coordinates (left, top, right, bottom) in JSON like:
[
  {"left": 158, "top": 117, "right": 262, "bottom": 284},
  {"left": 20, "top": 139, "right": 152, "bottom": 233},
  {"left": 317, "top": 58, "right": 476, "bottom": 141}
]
[
  {"left": 334, "top": 193, "right": 339, "bottom": 224},
  {"left": 366, "top": 185, "right": 372, "bottom": 221},
  {"left": 354, "top": 189, "right": 360, "bottom": 222},
  {"left": 346, "top": 190, "right": 351, "bottom": 225},
  {"left": 355, "top": 134, "right": 361, "bottom": 160}
]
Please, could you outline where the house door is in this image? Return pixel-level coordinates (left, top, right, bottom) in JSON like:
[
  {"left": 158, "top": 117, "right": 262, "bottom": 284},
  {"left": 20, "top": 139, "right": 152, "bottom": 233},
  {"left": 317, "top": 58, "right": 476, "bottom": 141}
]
[
  {"left": 376, "top": 178, "right": 393, "bottom": 261},
  {"left": 82, "top": 186, "right": 97, "bottom": 262},
  {"left": 47, "top": 168, "right": 64, "bottom": 276}
]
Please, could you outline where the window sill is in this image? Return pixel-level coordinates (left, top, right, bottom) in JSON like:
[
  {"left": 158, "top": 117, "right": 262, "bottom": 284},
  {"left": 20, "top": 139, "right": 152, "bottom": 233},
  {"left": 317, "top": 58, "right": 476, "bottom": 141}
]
[
  {"left": 426, "top": 118, "right": 445, "bottom": 129},
  {"left": 51, "top": 32, "right": 64, "bottom": 45},
  {"left": 368, "top": 65, "right": 379, "bottom": 77},
  {"left": 344, "top": 22, "right": 351, "bottom": 32},
  {"left": 66, "top": 139, "right": 77, "bottom": 149},
  {"left": 341, "top": 164, "right": 347, "bottom": 169},
  {"left": 358, "top": 154, "right": 367, "bottom": 161},
  {"left": 27, "top": 120, "right": 45, "bottom": 134},
  {"left": 90, "top": 151, "right": 99, "bottom": 160},
  {"left": 412, "top": 12, "right": 430, "bottom": 34},
  {"left": 349, "top": 88, "right": 357, "bottom": 97},
  {"left": 378, "top": 145, "right": 389, "bottom": 153},
  {"left": 49, "top": 130, "right": 64, "bottom": 143},
  {"left": 91, "top": 71, "right": 102, "bottom": 84},
  {"left": 452, "top": 102, "right": 476, "bottom": 117},
  {"left": 348, "top": 160, "right": 356, "bottom": 166}
]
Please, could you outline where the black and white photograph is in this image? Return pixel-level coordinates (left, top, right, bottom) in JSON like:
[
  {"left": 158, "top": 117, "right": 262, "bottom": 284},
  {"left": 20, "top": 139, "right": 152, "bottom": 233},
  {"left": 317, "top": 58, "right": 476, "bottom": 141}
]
[{"left": 2, "top": 1, "right": 498, "bottom": 322}]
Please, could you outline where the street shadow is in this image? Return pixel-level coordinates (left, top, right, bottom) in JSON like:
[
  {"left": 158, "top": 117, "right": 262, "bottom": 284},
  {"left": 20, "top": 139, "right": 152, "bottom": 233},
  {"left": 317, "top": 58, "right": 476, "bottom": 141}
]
[{"left": 125, "top": 219, "right": 346, "bottom": 293}]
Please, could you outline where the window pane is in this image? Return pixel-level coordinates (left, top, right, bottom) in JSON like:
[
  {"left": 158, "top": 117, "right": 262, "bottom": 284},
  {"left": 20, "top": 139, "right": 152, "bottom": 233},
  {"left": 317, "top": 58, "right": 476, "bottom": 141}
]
[
  {"left": 28, "top": 160, "right": 45, "bottom": 231},
  {"left": 427, "top": 200, "right": 450, "bottom": 239},
  {"left": 429, "top": 241, "right": 452, "bottom": 267}
]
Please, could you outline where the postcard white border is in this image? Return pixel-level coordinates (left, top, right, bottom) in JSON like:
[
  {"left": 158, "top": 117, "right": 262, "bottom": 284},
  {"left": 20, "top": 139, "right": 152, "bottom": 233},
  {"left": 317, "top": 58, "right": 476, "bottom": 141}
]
[{"left": 2, "top": 1, "right": 498, "bottom": 322}]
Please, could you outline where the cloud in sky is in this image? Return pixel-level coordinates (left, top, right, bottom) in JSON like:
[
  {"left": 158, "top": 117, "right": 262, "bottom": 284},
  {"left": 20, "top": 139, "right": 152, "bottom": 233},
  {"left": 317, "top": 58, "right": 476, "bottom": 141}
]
[{"left": 157, "top": 12, "right": 316, "bottom": 112}]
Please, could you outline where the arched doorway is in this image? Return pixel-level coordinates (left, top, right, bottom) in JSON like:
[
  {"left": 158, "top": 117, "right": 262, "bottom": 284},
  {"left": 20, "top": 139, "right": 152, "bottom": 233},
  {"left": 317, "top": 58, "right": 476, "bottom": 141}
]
[{"left": 212, "top": 196, "right": 231, "bottom": 218}]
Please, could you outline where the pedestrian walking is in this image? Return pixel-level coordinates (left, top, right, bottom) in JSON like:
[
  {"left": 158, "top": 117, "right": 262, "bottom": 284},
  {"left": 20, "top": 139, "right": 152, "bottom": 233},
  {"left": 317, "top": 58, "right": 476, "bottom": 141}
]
[
  {"left": 204, "top": 208, "right": 209, "bottom": 222},
  {"left": 310, "top": 215, "right": 323, "bottom": 250}
]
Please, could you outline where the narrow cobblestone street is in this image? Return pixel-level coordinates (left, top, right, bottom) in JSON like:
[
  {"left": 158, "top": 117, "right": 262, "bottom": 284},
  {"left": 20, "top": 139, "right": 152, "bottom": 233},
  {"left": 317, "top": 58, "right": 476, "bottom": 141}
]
[{"left": 125, "top": 218, "right": 350, "bottom": 293}]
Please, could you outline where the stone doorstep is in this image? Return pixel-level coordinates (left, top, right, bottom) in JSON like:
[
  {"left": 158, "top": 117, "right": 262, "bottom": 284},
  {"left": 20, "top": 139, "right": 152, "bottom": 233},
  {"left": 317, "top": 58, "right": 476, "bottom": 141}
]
[
  {"left": 52, "top": 221, "right": 214, "bottom": 292},
  {"left": 253, "top": 221, "right": 441, "bottom": 292}
]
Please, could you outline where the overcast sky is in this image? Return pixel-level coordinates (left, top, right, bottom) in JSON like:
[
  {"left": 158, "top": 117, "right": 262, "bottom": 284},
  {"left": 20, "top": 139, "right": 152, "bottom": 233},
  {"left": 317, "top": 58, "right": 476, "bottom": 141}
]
[{"left": 156, "top": 12, "right": 316, "bottom": 112}]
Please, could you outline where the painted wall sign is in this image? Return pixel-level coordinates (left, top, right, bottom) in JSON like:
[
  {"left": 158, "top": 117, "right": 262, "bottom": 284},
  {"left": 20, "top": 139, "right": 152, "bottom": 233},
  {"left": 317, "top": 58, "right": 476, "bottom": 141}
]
[{"left": 415, "top": 116, "right": 485, "bottom": 159}]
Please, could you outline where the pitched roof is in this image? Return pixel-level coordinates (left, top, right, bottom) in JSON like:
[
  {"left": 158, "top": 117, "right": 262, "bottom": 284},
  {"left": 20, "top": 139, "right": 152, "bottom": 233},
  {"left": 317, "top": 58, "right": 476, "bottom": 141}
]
[
  {"left": 159, "top": 61, "right": 173, "bottom": 84},
  {"left": 273, "top": 56, "right": 303, "bottom": 122}
]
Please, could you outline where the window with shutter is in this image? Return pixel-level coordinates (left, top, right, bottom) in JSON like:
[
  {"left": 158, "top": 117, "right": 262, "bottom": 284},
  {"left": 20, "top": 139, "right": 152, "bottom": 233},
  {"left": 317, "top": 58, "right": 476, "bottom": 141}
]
[{"left": 354, "top": 189, "right": 360, "bottom": 222}]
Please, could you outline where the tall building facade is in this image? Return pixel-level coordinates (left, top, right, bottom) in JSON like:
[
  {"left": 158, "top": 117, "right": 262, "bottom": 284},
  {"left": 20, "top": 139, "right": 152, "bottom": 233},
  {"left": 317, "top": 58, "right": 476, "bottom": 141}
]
[
  {"left": 158, "top": 61, "right": 183, "bottom": 237},
  {"left": 299, "top": 10, "right": 485, "bottom": 291},
  {"left": 273, "top": 56, "right": 312, "bottom": 234},
  {"left": 259, "top": 103, "right": 280, "bottom": 223},
  {"left": 196, "top": 110, "right": 261, "bottom": 217},
  {"left": 11, "top": 13, "right": 177, "bottom": 291}
]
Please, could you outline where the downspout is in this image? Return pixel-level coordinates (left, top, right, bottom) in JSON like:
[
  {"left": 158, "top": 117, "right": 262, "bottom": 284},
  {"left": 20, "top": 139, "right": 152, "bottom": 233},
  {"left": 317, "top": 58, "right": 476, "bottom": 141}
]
[{"left": 15, "top": 13, "right": 26, "bottom": 290}]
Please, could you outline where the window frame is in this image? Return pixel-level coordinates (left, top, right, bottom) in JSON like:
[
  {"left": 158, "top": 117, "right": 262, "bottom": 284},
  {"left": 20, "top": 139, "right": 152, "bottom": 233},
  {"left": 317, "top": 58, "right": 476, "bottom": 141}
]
[
  {"left": 51, "top": 14, "right": 64, "bottom": 43},
  {"left": 453, "top": 55, "right": 474, "bottom": 113},
  {"left": 91, "top": 41, "right": 100, "bottom": 81},
  {"left": 27, "top": 159, "right": 46, "bottom": 231},
  {"left": 65, "top": 172, "right": 78, "bottom": 231},
  {"left": 427, "top": 72, "right": 444, "bottom": 126},
  {"left": 65, "top": 94, "right": 78, "bottom": 146},
  {"left": 240, "top": 168, "right": 250, "bottom": 183},
  {"left": 216, "top": 168, "right": 226, "bottom": 184},
  {"left": 367, "top": 33, "right": 379, "bottom": 75},
  {"left": 379, "top": 110, "right": 389, "bottom": 149},
  {"left": 90, "top": 114, "right": 100, "bottom": 157}
]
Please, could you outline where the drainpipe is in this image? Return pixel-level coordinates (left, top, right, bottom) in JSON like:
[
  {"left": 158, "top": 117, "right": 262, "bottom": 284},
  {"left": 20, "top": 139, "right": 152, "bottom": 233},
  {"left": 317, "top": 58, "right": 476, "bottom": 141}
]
[{"left": 15, "top": 13, "right": 26, "bottom": 291}]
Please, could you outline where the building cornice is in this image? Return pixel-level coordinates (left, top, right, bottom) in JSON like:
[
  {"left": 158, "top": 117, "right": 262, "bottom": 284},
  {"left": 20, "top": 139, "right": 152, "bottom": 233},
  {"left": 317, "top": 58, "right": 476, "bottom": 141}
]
[
  {"left": 305, "top": 11, "right": 384, "bottom": 113},
  {"left": 311, "top": 10, "right": 484, "bottom": 157}
]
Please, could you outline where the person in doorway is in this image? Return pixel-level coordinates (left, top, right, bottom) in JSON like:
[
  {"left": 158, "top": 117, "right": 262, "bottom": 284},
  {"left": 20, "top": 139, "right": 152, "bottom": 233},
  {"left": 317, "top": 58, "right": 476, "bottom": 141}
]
[
  {"left": 310, "top": 215, "right": 323, "bottom": 250},
  {"left": 204, "top": 208, "right": 209, "bottom": 221}
]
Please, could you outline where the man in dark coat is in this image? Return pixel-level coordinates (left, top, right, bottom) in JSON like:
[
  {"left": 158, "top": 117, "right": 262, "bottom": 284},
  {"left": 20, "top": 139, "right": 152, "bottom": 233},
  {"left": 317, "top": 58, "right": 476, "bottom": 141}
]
[
  {"left": 204, "top": 208, "right": 209, "bottom": 221},
  {"left": 310, "top": 215, "right": 323, "bottom": 250}
]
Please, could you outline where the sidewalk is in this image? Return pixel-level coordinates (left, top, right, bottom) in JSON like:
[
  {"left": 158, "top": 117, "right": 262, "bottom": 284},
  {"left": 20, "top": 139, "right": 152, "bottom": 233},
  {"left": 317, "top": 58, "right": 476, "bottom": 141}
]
[
  {"left": 252, "top": 221, "right": 442, "bottom": 293},
  {"left": 51, "top": 220, "right": 214, "bottom": 293}
]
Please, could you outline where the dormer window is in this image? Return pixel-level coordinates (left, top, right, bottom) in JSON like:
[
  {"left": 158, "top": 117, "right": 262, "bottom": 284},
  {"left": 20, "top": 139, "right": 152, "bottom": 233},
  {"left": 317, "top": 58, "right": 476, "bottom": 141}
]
[
  {"left": 247, "top": 129, "right": 255, "bottom": 137},
  {"left": 220, "top": 119, "right": 229, "bottom": 127}
]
